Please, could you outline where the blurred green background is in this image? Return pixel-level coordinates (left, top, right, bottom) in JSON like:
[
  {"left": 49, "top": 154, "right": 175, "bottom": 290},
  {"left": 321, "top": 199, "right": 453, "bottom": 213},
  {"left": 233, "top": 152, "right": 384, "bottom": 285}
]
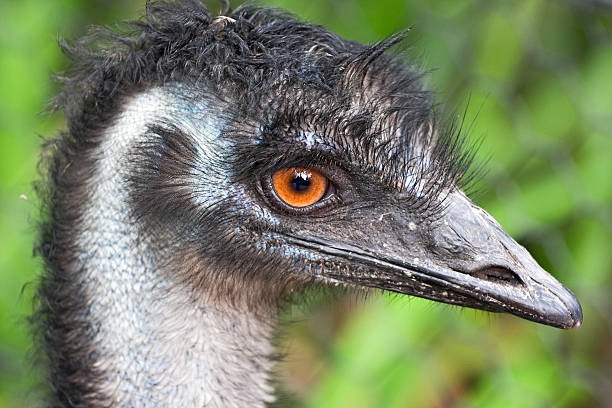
[{"left": 0, "top": 0, "right": 610, "bottom": 407}]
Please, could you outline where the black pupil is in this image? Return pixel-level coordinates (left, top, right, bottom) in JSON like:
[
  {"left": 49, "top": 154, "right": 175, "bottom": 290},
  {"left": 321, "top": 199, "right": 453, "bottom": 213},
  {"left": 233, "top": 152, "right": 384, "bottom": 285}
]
[{"left": 291, "top": 175, "right": 311, "bottom": 192}]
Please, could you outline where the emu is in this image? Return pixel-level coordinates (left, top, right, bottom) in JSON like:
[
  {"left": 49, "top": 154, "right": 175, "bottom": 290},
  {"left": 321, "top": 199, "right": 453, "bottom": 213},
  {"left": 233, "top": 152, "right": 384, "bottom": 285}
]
[{"left": 36, "top": 1, "right": 582, "bottom": 406}]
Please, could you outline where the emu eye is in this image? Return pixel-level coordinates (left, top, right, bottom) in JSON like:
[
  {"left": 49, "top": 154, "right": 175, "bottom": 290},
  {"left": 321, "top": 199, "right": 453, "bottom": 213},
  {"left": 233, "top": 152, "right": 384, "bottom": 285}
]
[{"left": 272, "top": 167, "right": 330, "bottom": 208}]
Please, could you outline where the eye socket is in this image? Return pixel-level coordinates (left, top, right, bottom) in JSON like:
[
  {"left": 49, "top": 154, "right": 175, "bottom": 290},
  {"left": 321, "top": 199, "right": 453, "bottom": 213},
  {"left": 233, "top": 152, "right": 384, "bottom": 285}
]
[{"left": 272, "top": 167, "right": 330, "bottom": 208}]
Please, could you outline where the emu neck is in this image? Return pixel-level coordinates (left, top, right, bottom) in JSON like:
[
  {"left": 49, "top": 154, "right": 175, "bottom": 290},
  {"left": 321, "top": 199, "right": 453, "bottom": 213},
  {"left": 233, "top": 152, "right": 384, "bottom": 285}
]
[{"left": 71, "top": 89, "right": 276, "bottom": 406}]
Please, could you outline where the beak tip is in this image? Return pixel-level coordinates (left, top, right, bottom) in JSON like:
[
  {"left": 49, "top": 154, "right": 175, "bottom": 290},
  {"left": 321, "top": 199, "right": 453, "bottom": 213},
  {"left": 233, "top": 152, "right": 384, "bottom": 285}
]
[
  {"left": 556, "top": 287, "right": 583, "bottom": 330},
  {"left": 568, "top": 301, "right": 583, "bottom": 330},
  {"left": 522, "top": 281, "right": 583, "bottom": 330}
]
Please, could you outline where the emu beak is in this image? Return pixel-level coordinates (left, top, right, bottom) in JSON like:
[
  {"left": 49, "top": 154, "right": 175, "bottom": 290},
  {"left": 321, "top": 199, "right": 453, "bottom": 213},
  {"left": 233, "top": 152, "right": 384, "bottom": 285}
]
[
  {"left": 288, "top": 191, "right": 582, "bottom": 329},
  {"left": 419, "top": 191, "right": 583, "bottom": 329}
]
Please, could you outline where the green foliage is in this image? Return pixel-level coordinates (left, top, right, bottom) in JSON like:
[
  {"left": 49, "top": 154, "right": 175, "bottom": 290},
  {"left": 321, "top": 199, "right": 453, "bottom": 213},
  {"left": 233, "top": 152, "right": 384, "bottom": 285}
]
[{"left": 0, "top": 0, "right": 610, "bottom": 406}]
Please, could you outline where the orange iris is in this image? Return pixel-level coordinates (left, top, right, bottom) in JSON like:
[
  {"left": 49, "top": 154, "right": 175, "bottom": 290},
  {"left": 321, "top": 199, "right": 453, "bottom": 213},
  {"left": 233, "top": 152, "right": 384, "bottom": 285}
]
[{"left": 272, "top": 167, "right": 328, "bottom": 208}]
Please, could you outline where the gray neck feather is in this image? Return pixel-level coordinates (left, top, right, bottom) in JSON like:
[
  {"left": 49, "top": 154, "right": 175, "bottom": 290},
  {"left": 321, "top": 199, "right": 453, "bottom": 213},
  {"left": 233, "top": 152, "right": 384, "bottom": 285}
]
[{"left": 75, "top": 88, "right": 276, "bottom": 406}]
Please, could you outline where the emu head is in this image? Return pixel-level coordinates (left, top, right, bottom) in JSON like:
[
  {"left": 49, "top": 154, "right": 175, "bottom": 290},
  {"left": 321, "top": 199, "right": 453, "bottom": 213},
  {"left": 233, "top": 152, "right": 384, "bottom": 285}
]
[{"left": 59, "top": 1, "right": 581, "bottom": 329}]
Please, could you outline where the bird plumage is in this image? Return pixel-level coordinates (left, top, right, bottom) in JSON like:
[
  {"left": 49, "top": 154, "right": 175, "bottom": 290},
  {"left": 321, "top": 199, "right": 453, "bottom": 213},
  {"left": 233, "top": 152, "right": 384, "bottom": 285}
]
[{"left": 35, "top": 1, "right": 582, "bottom": 406}]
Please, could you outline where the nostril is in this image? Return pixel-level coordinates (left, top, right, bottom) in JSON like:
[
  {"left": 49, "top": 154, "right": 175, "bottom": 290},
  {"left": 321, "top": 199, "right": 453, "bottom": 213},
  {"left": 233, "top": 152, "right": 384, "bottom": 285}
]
[{"left": 472, "top": 266, "right": 523, "bottom": 286}]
